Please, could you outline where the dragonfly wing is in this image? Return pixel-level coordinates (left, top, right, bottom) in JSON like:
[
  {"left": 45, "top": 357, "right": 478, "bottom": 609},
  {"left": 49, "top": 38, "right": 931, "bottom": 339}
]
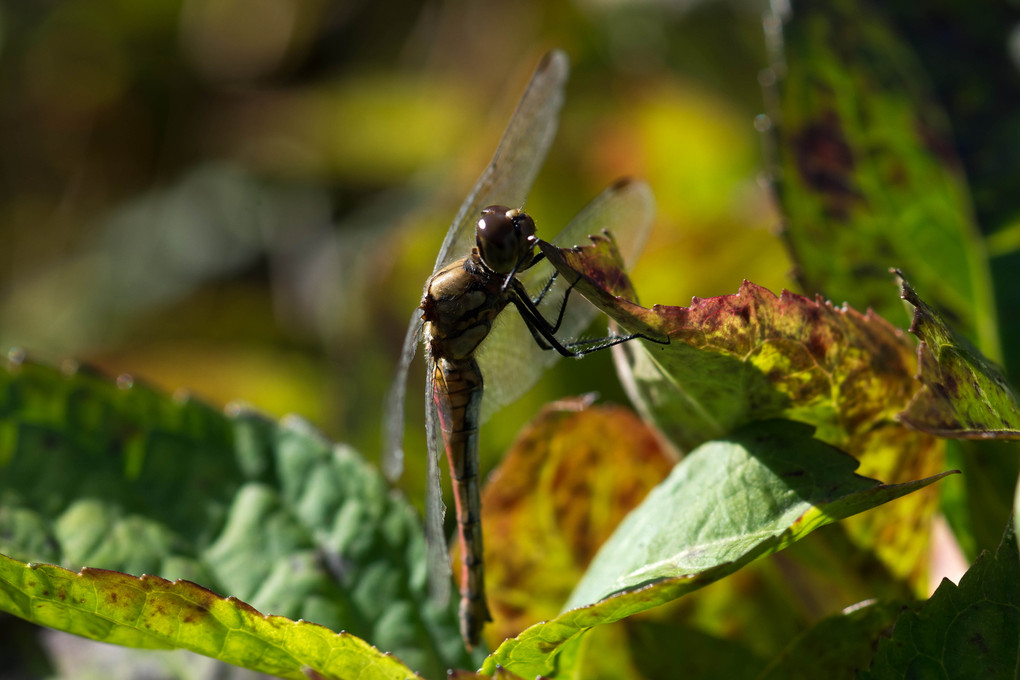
[
  {"left": 424, "top": 362, "right": 453, "bottom": 604},
  {"left": 432, "top": 50, "right": 570, "bottom": 275},
  {"left": 544, "top": 177, "right": 657, "bottom": 274},
  {"left": 385, "top": 52, "right": 570, "bottom": 604},
  {"left": 382, "top": 307, "right": 424, "bottom": 481},
  {"left": 475, "top": 178, "right": 656, "bottom": 422}
]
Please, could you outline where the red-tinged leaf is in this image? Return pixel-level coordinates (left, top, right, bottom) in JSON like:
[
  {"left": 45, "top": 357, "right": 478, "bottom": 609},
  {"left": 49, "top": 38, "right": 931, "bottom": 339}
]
[
  {"left": 540, "top": 238, "right": 943, "bottom": 586},
  {"left": 617, "top": 280, "right": 922, "bottom": 457},
  {"left": 477, "top": 399, "right": 674, "bottom": 645},
  {"left": 0, "top": 557, "right": 417, "bottom": 680},
  {"left": 543, "top": 238, "right": 917, "bottom": 451},
  {"left": 897, "top": 272, "right": 1020, "bottom": 437}
]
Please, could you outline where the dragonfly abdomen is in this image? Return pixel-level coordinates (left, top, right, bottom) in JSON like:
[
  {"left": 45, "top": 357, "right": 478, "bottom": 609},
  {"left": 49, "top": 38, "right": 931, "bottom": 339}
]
[{"left": 432, "top": 356, "right": 491, "bottom": 647}]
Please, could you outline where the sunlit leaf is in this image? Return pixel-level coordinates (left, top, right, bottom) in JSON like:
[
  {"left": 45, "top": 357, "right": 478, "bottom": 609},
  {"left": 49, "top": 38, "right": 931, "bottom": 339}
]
[
  {"left": 894, "top": 270, "right": 1020, "bottom": 556},
  {"left": 876, "top": 4, "right": 1020, "bottom": 396},
  {"left": 861, "top": 520, "right": 1020, "bottom": 679},
  {"left": 542, "top": 236, "right": 943, "bottom": 584},
  {"left": 0, "top": 352, "right": 473, "bottom": 677},
  {"left": 897, "top": 272, "right": 1020, "bottom": 437},
  {"left": 545, "top": 237, "right": 918, "bottom": 453},
  {"left": 766, "top": 0, "right": 1020, "bottom": 563},
  {"left": 478, "top": 399, "right": 674, "bottom": 645},
  {"left": 481, "top": 420, "right": 953, "bottom": 677},
  {"left": 449, "top": 667, "right": 525, "bottom": 680},
  {"left": 0, "top": 558, "right": 417, "bottom": 680},
  {"left": 763, "top": 0, "right": 997, "bottom": 358}
]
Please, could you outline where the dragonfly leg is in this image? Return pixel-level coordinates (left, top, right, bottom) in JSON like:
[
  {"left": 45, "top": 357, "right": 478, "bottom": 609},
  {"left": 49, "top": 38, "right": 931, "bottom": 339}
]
[
  {"left": 531, "top": 270, "right": 559, "bottom": 307},
  {"left": 531, "top": 270, "right": 574, "bottom": 335},
  {"left": 511, "top": 277, "right": 669, "bottom": 357},
  {"left": 562, "top": 331, "right": 665, "bottom": 356},
  {"left": 513, "top": 299, "right": 560, "bottom": 353},
  {"left": 513, "top": 273, "right": 576, "bottom": 346}
]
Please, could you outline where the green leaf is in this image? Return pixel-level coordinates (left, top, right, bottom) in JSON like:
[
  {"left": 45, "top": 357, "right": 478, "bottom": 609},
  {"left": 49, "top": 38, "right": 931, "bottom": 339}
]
[
  {"left": 761, "top": 0, "right": 1020, "bottom": 566},
  {"left": 480, "top": 420, "right": 954, "bottom": 678},
  {"left": 564, "top": 420, "right": 947, "bottom": 609},
  {"left": 758, "top": 600, "right": 905, "bottom": 679},
  {"left": 0, "top": 353, "right": 473, "bottom": 677},
  {"left": 764, "top": 0, "right": 997, "bottom": 358},
  {"left": 448, "top": 667, "right": 527, "bottom": 680},
  {"left": 873, "top": 4, "right": 1020, "bottom": 243},
  {"left": 897, "top": 272, "right": 1020, "bottom": 437},
  {"left": 894, "top": 272, "right": 1020, "bottom": 554},
  {"left": 861, "top": 519, "right": 1020, "bottom": 679},
  {"left": 625, "top": 620, "right": 766, "bottom": 680},
  {"left": 0, "top": 558, "right": 418, "bottom": 680}
]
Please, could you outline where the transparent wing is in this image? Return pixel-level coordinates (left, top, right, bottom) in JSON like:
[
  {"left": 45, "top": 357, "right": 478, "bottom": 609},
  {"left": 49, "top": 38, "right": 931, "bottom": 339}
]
[
  {"left": 424, "top": 361, "right": 452, "bottom": 604},
  {"left": 475, "top": 178, "right": 656, "bottom": 422},
  {"left": 381, "top": 308, "right": 423, "bottom": 481},
  {"left": 383, "top": 50, "right": 568, "bottom": 479},
  {"left": 431, "top": 49, "right": 569, "bottom": 275}
]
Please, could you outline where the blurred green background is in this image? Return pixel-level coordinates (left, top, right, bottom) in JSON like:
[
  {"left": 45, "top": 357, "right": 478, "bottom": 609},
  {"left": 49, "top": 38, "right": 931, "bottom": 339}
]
[{"left": 0, "top": 0, "right": 790, "bottom": 509}]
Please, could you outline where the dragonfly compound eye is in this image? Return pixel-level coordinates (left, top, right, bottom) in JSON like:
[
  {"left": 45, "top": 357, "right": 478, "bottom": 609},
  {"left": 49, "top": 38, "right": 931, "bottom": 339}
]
[{"left": 477, "top": 206, "right": 536, "bottom": 274}]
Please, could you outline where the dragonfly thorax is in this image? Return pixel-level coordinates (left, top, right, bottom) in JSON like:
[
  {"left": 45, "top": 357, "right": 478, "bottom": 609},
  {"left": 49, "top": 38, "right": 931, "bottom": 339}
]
[
  {"left": 421, "top": 254, "right": 510, "bottom": 362},
  {"left": 476, "top": 205, "right": 538, "bottom": 275}
]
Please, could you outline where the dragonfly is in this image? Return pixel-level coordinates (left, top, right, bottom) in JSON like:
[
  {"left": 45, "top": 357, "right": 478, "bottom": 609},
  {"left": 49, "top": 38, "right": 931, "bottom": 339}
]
[{"left": 384, "top": 50, "right": 660, "bottom": 648}]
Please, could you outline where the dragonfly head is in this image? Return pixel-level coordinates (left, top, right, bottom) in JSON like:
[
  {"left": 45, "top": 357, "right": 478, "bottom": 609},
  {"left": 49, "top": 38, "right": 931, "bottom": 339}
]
[{"left": 476, "top": 205, "right": 538, "bottom": 276}]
